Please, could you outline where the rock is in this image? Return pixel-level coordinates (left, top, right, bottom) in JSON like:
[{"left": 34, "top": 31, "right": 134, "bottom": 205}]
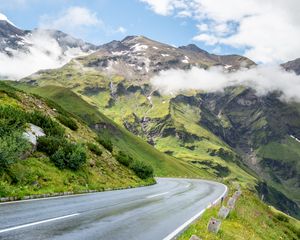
[
  {"left": 189, "top": 235, "right": 202, "bottom": 240},
  {"left": 23, "top": 123, "right": 46, "bottom": 147},
  {"left": 207, "top": 217, "right": 221, "bottom": 233},
  {"left": 233, "top": 190, "right": 242, "bottom": 199},
  {"left": 218, "top": 206, "right": 230, "bottom": 219},
  {"left": 227, "top": 197, "right": 236, "bottom": 209}
]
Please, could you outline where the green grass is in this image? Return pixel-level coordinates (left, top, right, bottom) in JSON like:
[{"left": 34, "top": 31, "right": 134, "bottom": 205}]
[
  {"left": 0, "top": 156, "right": 154, "bottom": 198},
  {"left": 179, "top": 189, "right": 300, "bottom": 240},
  {"left": 0, "top": 82, "right": 154, "bottom": 198},
  {"left": 257, "top": 136, "right": 300, "bottom": 206},
  {"left": 13, "top": 83, "right": 209, "bottom": 178}
]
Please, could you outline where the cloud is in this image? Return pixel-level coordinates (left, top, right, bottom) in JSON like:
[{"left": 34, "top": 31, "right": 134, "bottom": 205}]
[
  {"left": 0, "top": 30, "right": 90, "bottom": 80},
  {"left": 141, "top": 0, "right": 300, "bottom": 64},
  {"left": 115, "top": 26, "right": 127, "bottom": 34},
  {"left": 40, "top": 6, "right": 102, "bottom": 35},
  {"left": 140, "top": 0, "right": 179, "bottom": 16},
  {"left": 151, "top": 66, "right": 300, "bottom": 102}
]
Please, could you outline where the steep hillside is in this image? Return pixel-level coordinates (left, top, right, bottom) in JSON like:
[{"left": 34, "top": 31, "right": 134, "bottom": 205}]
[
  {"left": 0, "top": 82, "right": 160, "bottom": 199},
  {"left": 20, "top": 35, "right": 300, "bottom": 217},
  {"left": 11, "top": 83, "right": 216, "bottom": 178}
]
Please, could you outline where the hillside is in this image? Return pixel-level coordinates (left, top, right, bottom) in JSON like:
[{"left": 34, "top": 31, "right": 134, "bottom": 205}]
[
  {"left": 20, "top": 35, "right": 300, "bottom": 218},
  {"left": 2, "top": 81, "right": 216, "bottom": 199}
]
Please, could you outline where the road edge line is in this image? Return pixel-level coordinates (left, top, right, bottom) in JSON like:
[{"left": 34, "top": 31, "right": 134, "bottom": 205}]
[{"left": 162, "top": 183, "right": 228, "bottom": 240}]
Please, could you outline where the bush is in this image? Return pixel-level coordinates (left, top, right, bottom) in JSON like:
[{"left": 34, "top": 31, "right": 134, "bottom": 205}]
[
  {"left": 27, "top": 111, "right": 65, "bottom": 137},
  {"left": 56, "top": 114, "right": 78, "bottom": 131},
  {"left": 96, "top": 136, "right": 113, "bottom": 152},
  {"left": 0, "top": 106, "right": 27, "bottom": 135},
  {"left": 130, "top": 160, "right": 153, "bottom": 179},
  {"left": 115, "top": 151, "right": 153, "bottom": 179},
  {"left": 0, "top": 132, "right": 30, "bottom": 169},
  {"left": 37, "top": 136, "right": 66, "bottom": 156},
  {"left": 50, "top": 143, "right": 87, "bottom": 170},
  {"left": 87, "top": 143, "right": 102, "bottom": 156},
  {"left": 115, "top": 151, "right": 133, "bottom": 167}
]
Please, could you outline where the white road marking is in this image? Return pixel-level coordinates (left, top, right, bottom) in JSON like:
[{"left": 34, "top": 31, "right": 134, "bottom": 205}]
[
  {"left": 162, "top": 184, "right": 228, "bottom": 240},
  {"left": 0, "top": 213, "right": 80, "bottom": 234},
  {"left": 146, "top": 192, "right": 169, "bottom": 199}
]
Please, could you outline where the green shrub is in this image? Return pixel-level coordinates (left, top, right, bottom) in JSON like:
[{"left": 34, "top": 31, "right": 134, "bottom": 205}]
[
  {"left": 115, "top": 151, "right": 133, "bottom": 167},
  {"left": 27, "top": 111, "right": 65, "bottom": 137},
  {"left": 275, "top": 213, "right": 289, "bottom": 223},
  {"left": 115, "top": 151, "right": 153, "bottom": 179},
  {"left": 0, "top": 132, "right": 31, "bottom": 169},
  {"left": 56, "top": 114, "right": 78, "bottom": 131},
  {"left": 130, "top": 160, "right": 153, "bottom": 179},
  {"left": 37, "top": 136, "right": 66, "bottom": 155},
  {"left": 0, "top": 82, "right": 20, "bottom": 100},
  {"left": 87, "top": 143, "right": 102, "bottom": 156},
  {"left": 0, "top": 106, "right": 27, "bottom": 135},
  {"left": 96, "top": 135, "right": 113, "bottom": 152},
  {"left": 50, "top": 143, "right": 87, "bottom": 170}
]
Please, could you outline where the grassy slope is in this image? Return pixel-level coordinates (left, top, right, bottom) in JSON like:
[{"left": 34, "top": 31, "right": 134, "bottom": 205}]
[
  {"left": 13, "top": 84, "right": 206, "bottom": 177},
  {"left": 19, "top": 66, "right": 258, "bottom": 184},
  {"left": 179, "top": 189, "right": 300, "bottom": 240},
  {"left": 0, "top": 83, "right": 153, "bottom": 198},
  {"left": 17, "top": 65, "right": 300, "bottom": 236},
  {"left": 257, "top": 136, "right": 300, "bottom": 205}
]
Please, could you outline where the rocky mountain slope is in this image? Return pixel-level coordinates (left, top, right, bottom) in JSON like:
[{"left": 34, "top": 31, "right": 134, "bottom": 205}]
[
  {"left": 0, "top": 16, "right": 96, "bottom": 56},
  {"left": 81, "top": 35, "right": 255, "bottom": 81},
  {"left": 0, "top": 14, "right": 97, "bottom": 79},
  {"left": 282, "top": 58, "right": 300, "bottom": 75},
  {"left": 20, "top": 35, "right": 300, "bottom": 218}
]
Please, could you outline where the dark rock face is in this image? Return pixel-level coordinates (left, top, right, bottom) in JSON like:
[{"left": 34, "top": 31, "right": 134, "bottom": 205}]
[
  {"left": 282, "top": 58, "right": 300, "bottom": 75},
  {"left": 0, "top": 20, "right": 27, "bottom": 54}
]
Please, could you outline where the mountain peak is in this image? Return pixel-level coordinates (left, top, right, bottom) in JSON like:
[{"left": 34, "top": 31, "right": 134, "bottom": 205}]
[
  {"left": 0, "top": 13, "right": 16, "bottom": 27},
  {"left": 121, "top": 35, "right": 147, "bottom": 42},
  {"left": 179, "top": 44, "right": 208, "bottom": 54}
]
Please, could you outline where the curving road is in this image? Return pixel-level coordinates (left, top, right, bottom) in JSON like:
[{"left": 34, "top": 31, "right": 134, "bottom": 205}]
[{"left": 0, "top": 178, "right": 227, "bottom": 240}]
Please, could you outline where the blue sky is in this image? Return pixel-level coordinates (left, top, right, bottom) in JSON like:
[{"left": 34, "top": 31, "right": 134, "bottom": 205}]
[
  {"left": 0, "top": 0, "right": 299, "bottom": 63},
  {"left": 0, "top": 0, "right": 241, "bottom": 55}
]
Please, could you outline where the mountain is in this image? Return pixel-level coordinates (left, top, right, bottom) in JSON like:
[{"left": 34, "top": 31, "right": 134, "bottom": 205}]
[
  {"left": 0, "top": 15, "right": 97, "bottom": 56},
  {"left": 0, "top": 14, "right": 98, "bottom": 80},
  {"left": 282, "top": 58, "right": 300, "bottom": 75},
  {"left": 83, "top": 35, "right": 255, "bottom": 81},
  {"left": 19, "top": 35, "right": 300, "bottom": 218},
  {"left": 1, "top": 77, "right": 215, "bottom": 200}
]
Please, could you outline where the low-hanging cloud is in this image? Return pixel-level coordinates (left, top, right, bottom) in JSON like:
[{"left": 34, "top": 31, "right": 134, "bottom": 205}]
[
  {"left": 0, "top": 30, "right": 91, "bottom": 80},
  {"left": 150, "top": 65, "right": 300, "bottom": 102}
]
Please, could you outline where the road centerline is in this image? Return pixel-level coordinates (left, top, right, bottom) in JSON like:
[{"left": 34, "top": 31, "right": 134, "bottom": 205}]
[
  {"left": 146, "top": 191, "right": 169, "bottom": 199},
  {"left": 0, "top": 213, "right": 80, "bottom": 234}
]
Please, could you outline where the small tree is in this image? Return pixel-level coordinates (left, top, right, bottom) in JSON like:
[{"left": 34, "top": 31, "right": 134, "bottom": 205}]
[{"left": 0, "top": 132, "right": 30, "bottom": 169}]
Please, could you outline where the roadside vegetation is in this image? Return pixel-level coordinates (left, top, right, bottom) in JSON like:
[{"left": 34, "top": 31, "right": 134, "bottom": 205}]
[
  {"left": 179, "top": 188, "right": 300, "bottom": 240},
  {"left": 0, "top": 82, "right": 154, "bottom": 199}
]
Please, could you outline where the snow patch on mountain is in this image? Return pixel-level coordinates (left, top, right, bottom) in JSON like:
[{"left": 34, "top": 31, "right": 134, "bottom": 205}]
[
  {"left": 0, "top": 13, "right": 16, "bottom": 27},
  {"left": 131, "top": 43, "right": 148, "bottom": 52}
]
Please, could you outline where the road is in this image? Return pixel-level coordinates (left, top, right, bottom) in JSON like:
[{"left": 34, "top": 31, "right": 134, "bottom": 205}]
[{"left": 0, "top": 178, "right": 227, "bottom": 240}]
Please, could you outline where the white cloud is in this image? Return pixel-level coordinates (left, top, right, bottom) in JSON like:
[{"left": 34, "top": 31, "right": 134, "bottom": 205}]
[
  {"left": 151, "top": 66, "right": 300, "bottom": 102},
  {"left": 0, "top": 30, "right": 91, "bottom": 80},
  {"left": 115, "top": 26, "right": 127, "bottom": 34},
  {"left": 141, "top": 0, "right": 300, "bottom": 63},
  {"left": 192, "top": 33, "right": 218, "bottom": 45},
  {"left": 140, "top": 0, "right": 179, "bottom": 16},
  {"left": 40, "top": 6, "right": 102, "bottom": 35}
]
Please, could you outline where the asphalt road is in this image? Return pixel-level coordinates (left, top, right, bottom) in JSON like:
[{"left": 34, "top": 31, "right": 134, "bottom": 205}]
[{"left": 0, "top": 178, "right": 227, "bottom": 240}]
